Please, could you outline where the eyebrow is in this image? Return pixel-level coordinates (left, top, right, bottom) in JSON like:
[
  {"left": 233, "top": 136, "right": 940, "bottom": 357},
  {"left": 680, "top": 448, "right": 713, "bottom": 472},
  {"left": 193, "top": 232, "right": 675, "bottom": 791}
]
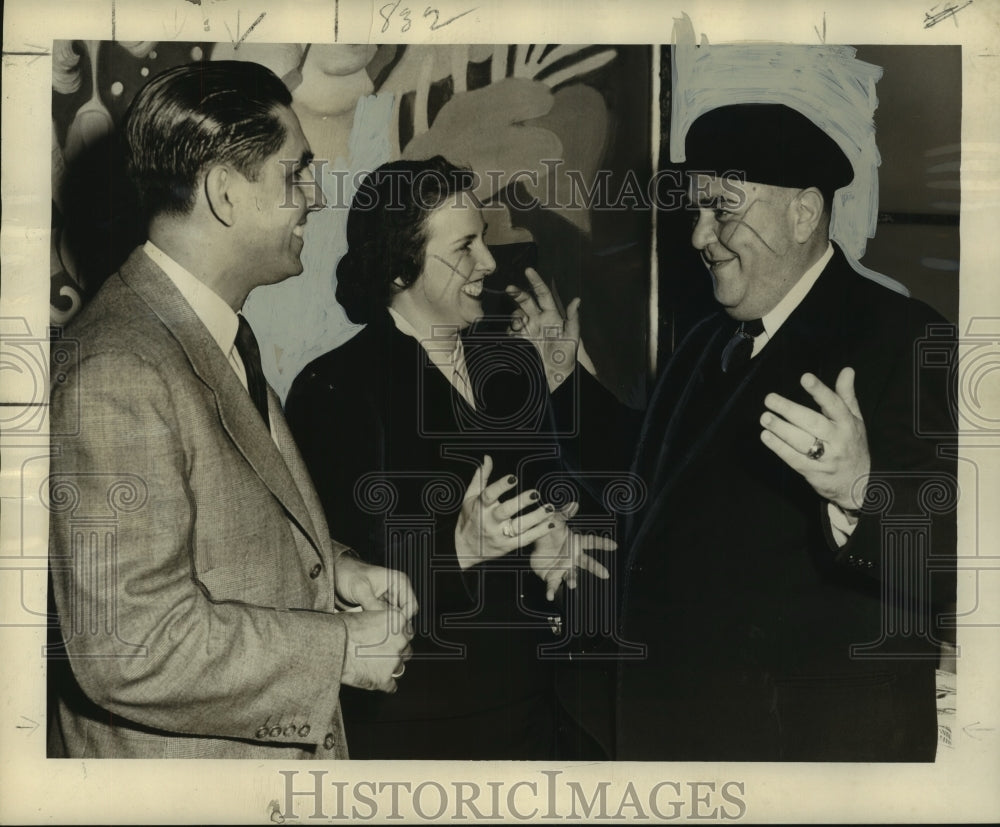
[
  {"left": 293, "top": 149, "right": 314, "bottom": 171},
  {"left": 452, "top": 221, "right": 488, "bottom": 246},
  {"left": 281, "top": 151, "right": 315, "bottom": 182},
  {"left": 689, "top": 192, "right": 741, "bottom": 209}
]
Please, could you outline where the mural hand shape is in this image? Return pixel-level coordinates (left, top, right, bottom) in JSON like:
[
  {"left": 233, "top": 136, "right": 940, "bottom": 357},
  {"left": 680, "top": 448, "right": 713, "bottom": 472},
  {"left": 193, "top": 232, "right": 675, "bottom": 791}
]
[{"left": 403, "top": 77, "right": 561, "bottom": 203}]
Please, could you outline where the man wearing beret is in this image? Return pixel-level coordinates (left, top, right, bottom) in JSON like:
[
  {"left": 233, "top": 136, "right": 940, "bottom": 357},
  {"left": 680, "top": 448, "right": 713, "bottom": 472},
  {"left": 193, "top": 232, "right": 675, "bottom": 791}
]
[{"left": 612, "top": 103, "right": 956, "bottom": 760}]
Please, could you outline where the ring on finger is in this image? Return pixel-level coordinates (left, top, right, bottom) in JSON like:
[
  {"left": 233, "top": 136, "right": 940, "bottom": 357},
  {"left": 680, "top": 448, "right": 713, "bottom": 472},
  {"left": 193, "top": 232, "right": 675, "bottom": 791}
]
[
  {"left": 501, "top": 518, "right": 517, "bottom": 538},
  {"left": 806, "top": 436, "right": 826, "bottom": 461},
  {"left": 392, "top": 663, "right": 406, "bottom": 679}
]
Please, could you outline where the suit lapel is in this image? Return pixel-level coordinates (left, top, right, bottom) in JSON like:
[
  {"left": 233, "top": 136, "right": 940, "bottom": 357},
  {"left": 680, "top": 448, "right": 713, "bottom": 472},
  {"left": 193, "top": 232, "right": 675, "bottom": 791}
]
[
  {"left": 270, "top": 390, "right": 332, "bottom": 556},
  {"left": 642, "top": 319, "right": 726, "bottom": 492},
  {"left": 627, "top": 249, "right": 850, "bottom": 557},
  {"left": 628, "top": 325, "right": 772, "bottom": 554},
  {"left": 119, "top": 248, "right": 324, "bottom": 553}
]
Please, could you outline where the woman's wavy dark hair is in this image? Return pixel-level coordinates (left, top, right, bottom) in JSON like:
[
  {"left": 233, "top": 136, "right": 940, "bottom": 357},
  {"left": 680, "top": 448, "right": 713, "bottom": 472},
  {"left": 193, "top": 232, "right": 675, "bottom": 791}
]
[{"left": 336, "top": 156, "right": 476, "bottom": 324}]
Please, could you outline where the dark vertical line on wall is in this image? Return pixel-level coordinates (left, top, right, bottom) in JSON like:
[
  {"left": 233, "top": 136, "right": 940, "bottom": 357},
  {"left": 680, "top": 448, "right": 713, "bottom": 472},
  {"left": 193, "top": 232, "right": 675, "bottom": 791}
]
[
  {"left": 111, "top": 0, "right": 117, "bottom": 41},
  {"left": 334, "top": 0, "right": 339, "bottom": 41},
  {"left": 650, "top": 43, "right": 661, "bottom": 378}
]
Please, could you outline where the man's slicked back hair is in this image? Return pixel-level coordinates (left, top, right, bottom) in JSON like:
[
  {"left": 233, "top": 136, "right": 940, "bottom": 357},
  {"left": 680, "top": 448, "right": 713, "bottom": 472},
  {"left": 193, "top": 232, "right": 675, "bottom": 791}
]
[{"left": 123, "top": 60, "right": 293, "bottom": 219}]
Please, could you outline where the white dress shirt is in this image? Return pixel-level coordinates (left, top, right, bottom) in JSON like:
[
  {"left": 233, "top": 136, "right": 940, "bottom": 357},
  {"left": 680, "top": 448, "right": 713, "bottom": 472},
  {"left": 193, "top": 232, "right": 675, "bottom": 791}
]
[
  {"left": 387, "top": 307, "right": 476, "bottom": 410},
  {"left": 752, "top": 242, "right": 833, "bottom": 358},
  {"left": 144, "top": 241, "right": 275, "bottom": 440}
]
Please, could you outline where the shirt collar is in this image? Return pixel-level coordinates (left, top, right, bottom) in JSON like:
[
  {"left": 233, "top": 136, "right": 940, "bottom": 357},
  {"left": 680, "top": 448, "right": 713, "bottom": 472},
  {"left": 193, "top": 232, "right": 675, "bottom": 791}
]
[
  {"left": 387, "top": 306, "right": 464, "bottom": 366},
  {"left": 144, "top": 240, "right": 240, "bottom": 358},
  {"left": 760, "top": 242, "right": 833, "bottom": 339},
  {"left": 386, "top": 306, "right": 418, "bottom": 339},
  {"left": 387, "top": 307, "right": 475, "bottom": 409}
]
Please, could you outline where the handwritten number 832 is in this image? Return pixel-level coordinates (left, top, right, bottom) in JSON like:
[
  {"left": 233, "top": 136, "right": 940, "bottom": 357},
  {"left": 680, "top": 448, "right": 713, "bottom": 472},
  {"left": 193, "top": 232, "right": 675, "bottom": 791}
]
[{"left": 380, "top": 0, "right": 476, "bottom": 33}]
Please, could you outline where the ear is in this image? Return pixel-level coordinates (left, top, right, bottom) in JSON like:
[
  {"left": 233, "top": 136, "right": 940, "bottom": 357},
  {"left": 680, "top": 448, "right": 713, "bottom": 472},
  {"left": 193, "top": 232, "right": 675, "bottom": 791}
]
[
  {"left": 791, "top": 187, "right": 824, "bottom": 243},
  {"left": 203, "top": 164, "right": 240, "bottom": 228}
]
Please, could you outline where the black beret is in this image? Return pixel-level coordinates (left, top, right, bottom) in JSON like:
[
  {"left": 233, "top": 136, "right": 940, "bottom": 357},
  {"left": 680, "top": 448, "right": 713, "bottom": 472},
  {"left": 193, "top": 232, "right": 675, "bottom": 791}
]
[{"left": 683, "top": 103, "right": 854, "bottom": 197}]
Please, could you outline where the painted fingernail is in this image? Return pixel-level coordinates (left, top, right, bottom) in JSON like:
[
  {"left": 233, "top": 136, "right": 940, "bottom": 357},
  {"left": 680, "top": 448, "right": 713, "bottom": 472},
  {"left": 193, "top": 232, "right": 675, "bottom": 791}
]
[
  {"left": 548, "top": 522, "right": 556, "bottom": 529},
  {"left": 544, "top": 504, "right": 554, "bottom": 513},
  {"left": 507, "top": 475, "right": 517, "bottom": 484},
  {"left": 529, "top": 491, "right": 540, "bottom": 501}
]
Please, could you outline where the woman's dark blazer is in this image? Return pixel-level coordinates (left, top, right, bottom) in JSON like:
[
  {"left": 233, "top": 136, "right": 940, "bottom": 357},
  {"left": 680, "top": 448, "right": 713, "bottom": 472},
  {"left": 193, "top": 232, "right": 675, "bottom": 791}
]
[{"left": 285, "top": 311, "right": 570, "bottom": 758}]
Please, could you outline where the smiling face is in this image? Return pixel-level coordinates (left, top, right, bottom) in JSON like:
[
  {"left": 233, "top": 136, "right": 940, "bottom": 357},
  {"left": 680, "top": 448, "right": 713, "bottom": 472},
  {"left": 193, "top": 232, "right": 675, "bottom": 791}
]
[
  {"left": 236, "top": 105, "right": 323, "bottom": 290},
  {"left": 391, "top": 190, "right": 496, "bottom": 331},
  {"left": 688, "top": 174, "right": 806, "bottom": 321}
]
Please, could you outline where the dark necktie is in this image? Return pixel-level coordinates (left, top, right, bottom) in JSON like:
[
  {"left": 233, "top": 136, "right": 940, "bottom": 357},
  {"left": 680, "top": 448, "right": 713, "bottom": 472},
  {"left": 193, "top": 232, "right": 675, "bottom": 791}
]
[
  {"left": 235, "top": 314, "right": 270, "bottom": 429},
  {"left": 720, "top": 318, "right": 765, "bottom": 374}
]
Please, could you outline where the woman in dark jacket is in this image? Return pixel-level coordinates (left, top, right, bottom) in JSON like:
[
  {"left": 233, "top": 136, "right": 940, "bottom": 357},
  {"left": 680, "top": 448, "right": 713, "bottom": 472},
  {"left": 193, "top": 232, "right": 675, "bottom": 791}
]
[{"left": 285, "top": 156, "right": 611, "bottom": 759}]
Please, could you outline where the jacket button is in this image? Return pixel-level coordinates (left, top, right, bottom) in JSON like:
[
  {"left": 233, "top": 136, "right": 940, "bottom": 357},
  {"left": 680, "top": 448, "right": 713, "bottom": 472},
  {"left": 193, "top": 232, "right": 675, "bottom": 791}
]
[
  {"left": 310, "top": 563, "right": 323, "bottom": 579},
  {"left": 298, "top": 724, "right": 311, "bottom": 738},
  {"left": 323, "top": 733, "right": 336, "bottom": 750},
  {"left": 283, "top": 724, "right": 297, "bottom": 737},
  {"left": 256, "top": 726, "right": 269, "bottom": 739},
  {"left": 866, "top": 561, "right": 874, "bottom": 569},
  {"left": 270, "top": 725, "right": 282, "bottom": 737}
]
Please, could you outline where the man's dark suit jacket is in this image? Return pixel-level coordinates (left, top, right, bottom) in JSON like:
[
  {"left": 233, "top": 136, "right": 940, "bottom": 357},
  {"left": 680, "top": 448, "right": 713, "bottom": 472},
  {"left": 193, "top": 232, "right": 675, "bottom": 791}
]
[
  {"left": 611, "top": 246, "right": 956, "bottom": 761},
  {"left": 286, "top": 312, "right": 572, "bottom": 759}
]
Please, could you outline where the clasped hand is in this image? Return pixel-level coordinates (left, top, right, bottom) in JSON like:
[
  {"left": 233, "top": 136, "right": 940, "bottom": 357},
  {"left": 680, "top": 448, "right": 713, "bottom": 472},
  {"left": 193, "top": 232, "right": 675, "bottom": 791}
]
[
  {"left": 335, "top": 553, "right": 417, "bottom": 694},
  {"left": 340, "top": 608, "right": 413, "bottom": 694}
]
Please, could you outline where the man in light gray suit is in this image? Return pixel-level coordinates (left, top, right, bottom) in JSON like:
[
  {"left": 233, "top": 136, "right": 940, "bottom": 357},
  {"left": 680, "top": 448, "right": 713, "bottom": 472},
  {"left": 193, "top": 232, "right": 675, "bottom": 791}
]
[{"left": 47, "top": 60, "right": 415, "bottom": 759}]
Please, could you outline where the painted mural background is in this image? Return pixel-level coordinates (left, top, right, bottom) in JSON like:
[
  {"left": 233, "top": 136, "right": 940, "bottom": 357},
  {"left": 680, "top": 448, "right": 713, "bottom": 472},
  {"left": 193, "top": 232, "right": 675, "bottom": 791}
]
[
  {"left": 50, "top": 37, "right": 960, "bottom": 404},
  {"left": 50, "top": 41, "right": 653, "bottom": 405}
]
